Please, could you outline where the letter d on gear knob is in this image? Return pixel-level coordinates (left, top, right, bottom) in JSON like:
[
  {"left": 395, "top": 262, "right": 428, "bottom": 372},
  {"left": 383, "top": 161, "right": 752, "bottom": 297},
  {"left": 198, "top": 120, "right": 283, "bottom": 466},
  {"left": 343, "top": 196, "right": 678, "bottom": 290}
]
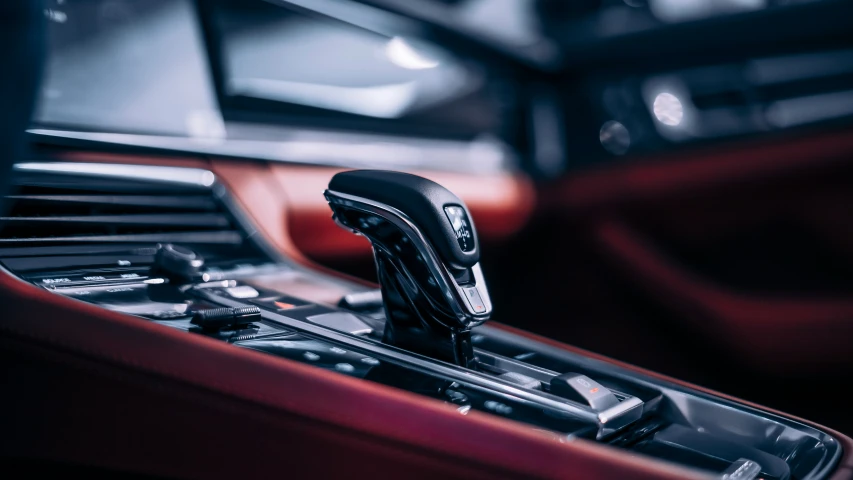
[
  {"left": 325, "top": 170, "right": 491, "bottom": 368},
  {"left": 444, "top": 205, "right": 475, "bottom": 252}
]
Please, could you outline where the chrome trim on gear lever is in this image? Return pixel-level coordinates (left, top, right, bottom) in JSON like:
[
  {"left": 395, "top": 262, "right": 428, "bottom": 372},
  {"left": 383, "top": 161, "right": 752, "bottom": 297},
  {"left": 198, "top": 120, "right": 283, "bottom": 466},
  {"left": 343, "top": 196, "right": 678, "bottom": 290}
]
[{"left": 325, "top": 189, "right": 491, "bottom": 367}]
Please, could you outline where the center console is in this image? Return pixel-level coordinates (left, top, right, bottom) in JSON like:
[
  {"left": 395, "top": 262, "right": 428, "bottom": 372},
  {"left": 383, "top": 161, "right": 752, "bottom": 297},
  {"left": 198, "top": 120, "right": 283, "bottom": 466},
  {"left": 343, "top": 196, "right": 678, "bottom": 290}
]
[{"left": 1, "top": 162, "right": 844, "bottom": 480}]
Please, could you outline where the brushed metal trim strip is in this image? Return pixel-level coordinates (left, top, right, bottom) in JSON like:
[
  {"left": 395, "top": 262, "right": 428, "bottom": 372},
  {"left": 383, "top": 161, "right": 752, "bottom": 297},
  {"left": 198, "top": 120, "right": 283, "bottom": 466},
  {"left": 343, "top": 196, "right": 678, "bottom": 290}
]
[{"left": 14, "top": 162, "right": 216, "bottom": 187}]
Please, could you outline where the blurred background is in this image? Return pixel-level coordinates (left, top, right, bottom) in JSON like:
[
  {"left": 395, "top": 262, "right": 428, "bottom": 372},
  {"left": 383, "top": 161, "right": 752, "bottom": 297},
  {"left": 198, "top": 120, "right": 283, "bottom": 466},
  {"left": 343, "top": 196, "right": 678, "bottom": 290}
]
[{"left": 28, "top": 0, "right": 853, "bottom": 434}]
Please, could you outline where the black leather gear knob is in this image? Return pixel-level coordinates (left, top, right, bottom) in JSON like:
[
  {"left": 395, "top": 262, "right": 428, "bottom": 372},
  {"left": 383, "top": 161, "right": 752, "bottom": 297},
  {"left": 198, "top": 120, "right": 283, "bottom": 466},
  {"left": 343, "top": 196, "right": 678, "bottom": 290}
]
[
  {"left": 328, "top": 170, "right": 479, "bottom": 270},
  {"left": 325, "top": 170, "right": 491, "bottom": 368}
]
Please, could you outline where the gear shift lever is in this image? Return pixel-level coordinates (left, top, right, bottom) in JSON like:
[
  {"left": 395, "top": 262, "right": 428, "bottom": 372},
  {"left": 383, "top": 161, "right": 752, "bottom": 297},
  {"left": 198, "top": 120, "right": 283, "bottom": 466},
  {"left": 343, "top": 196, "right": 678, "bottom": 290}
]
[{"left": 325, "top": 170, "right": 491, "bottom": 368}]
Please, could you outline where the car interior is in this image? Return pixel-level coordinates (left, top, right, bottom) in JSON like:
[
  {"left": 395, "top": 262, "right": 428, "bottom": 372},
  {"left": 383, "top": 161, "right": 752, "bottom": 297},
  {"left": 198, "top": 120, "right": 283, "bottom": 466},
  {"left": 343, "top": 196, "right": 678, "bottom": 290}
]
[{"left": 1, "top": 0, "right": 852, "bottom": 478}]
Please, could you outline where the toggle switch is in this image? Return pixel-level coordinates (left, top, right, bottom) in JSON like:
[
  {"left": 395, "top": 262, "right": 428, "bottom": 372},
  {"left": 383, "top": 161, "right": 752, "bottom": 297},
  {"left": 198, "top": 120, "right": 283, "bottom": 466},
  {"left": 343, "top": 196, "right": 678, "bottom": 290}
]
[
  {"left": 550, "top": 373, "right": 620, "bottom": 411},
  {"left": 463, "top": 287, "right": 486, "bottom": 313},
  {"left": 191, "top": 306, "right": 261, "bottom": 330}
]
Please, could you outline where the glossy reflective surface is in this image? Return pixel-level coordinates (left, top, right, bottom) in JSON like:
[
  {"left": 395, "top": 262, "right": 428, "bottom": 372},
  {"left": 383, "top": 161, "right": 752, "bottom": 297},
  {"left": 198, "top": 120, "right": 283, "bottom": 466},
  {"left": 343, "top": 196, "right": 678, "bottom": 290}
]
[
  {"left": 235, "top": 331, "right": 593, "bottom": 438},
  {"left": 327, "top": 191, "right": 490, "bottom": 368}
]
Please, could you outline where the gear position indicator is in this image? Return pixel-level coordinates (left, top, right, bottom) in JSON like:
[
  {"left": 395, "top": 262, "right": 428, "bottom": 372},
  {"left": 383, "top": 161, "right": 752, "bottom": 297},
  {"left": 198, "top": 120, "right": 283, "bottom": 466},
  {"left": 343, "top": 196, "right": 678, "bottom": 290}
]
[{"left": 444, "top": 205, "right": 474, "bottom": 252}]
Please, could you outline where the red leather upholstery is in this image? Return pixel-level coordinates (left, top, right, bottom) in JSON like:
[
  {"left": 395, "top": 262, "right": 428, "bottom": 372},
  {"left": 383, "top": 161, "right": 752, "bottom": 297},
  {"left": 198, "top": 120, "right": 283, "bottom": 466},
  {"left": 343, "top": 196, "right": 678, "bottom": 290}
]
[
  {"left": 544, "top": 127, "right": 853, "bottom": 211},
  {"left": 592, "top": 219, "right": 853, "bottom": 372},
  {"left": 532, "top": 126, "right": 853, "bottom": 378}
]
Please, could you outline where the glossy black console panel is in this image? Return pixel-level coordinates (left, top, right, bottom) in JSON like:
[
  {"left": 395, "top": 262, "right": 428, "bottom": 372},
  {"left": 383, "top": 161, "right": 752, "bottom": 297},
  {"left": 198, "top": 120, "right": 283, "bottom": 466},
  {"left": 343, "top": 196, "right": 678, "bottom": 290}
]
[
  {"left": 198, "top": 275, "right": 845, "bottom": 479},
  {"left": 199, "top": 278, "right": 645, "bottom": 436},
  {"left": 479, "top": 326, "right": 842, "bottom": 479},
  {"left": 40, "top": 265, "right": 839, "bottom": 478},
  {"left": 235, "top": 332, "right": 593, "bottom": 437},
  {"left": 2, "top": 163, "right": 844, "bottom": 480}
]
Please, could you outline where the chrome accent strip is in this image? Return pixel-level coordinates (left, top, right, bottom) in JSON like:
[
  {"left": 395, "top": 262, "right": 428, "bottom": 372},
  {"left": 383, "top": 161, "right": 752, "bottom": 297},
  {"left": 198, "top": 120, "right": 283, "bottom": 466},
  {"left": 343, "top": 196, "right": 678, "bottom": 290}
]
[
  {"left": 0, "top": 231, "right": 243, "bottom": 245},
  {"left": 475, "top": 349, "right": 561, "bottom": 382},
  {"left": 598, "top": 397, "right": 643, "bottom": 427},
  {"left": 28, "top": 128, "right": 513, "bottom": 174},
  {"left": 14, "top": 162, "right": 216, "bottom": 187}
]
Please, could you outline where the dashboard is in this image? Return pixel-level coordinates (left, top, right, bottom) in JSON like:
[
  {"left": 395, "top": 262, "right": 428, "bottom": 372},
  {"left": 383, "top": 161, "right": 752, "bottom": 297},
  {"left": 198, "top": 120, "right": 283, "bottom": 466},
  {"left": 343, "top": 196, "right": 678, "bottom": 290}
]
[
  {"left": 32, "top": 0, "right": 853, "bottom": 183},
  {"left": 3, "top": 1, "right": 853, "bottom": 479},
  {"left": 33, "top": 0, "right": 518, "bottom": 175}
]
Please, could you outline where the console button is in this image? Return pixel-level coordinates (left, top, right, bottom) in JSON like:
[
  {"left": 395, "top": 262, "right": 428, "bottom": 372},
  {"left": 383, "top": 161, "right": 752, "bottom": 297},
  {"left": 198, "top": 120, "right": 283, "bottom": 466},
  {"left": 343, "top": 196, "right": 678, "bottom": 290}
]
[
  {"left": 463, "top": 287, "right": 486, "bottom": 313},
  {"left": 34, "top": 270, "right": 151, "bottom": 288},
  {"left": 484, "top": 400, "right": 513, "bottom": 415},
  {"left": 721, "top": 458, "right": 762, "bottom": 480},
  {"left": 224, "top": 285, "right": 260, "bottom": 299},
  {"left": 306, "top": 312, "right": 373, "bottom": 336},
  {"left": 37, "top": 276, "right": 75, "bottom": 286},
  {"left": 443, "top": 388, "right": 469, "bottom": 405},
  {"left": 338, "top": 290, "right": 383, "bottom": 311},
  {"left": 191, "top": 306, "right": 261, "bottom": 330},
  {"left": 152, "top": 244, "right": 204, "bottom": 281},
  {"left": 497, "top": 372, "right": 541, "bottom": 390},
  {"left": 550, "top": 373, "right": 620, "bottom": 411},
  {"left": 249, "top": 295, "right": 311, "bottom": 312}
]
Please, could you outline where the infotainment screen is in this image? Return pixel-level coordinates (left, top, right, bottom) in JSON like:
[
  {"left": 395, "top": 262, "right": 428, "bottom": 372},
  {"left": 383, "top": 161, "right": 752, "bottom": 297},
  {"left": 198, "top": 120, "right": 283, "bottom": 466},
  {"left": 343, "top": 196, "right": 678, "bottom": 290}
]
[
  {"left": 202, "top": 0, "right": 512, "bottom": 140},
  {"left": 34, "top": 0, "right": 224, "bottom": 138}
]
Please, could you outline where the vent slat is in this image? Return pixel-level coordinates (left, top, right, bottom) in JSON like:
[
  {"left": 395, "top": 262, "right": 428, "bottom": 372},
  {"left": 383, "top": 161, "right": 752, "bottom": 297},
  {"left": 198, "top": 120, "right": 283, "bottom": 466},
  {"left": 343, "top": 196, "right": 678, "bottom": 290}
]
[
  {"left": 11, "top": 175, "right": 207, "bottom": 193},
  {"left": 1, "top": 166, "right": 265, "bottom": 260},
  {"left": 5, "top": 194, "right": 218, "bottom": 210},
  {"left": 0, "top": 213, "right": 231, "bottom": 228},
  {"left": 0, "top": 231, "right": 244, "bottom": 245}
]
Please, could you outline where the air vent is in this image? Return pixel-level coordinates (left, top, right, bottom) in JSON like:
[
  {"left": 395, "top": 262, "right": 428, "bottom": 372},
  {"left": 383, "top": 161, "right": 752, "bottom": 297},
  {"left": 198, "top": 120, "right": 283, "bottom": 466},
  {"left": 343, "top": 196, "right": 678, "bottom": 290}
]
[
  {"left": 0, "top": 163, "right": 269, "bottom": 269},
  {"left": 641, "top": 49, "right": 853, "bottom": 142}
]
